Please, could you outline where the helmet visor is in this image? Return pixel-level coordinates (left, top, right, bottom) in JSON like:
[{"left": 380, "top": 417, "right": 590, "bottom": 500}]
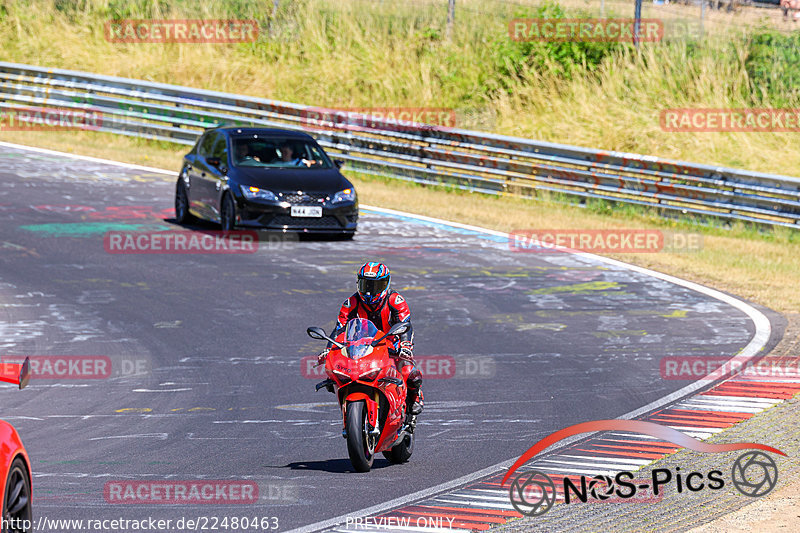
[{"left": 358, "top": 277, "right": 389, "bottom": 298}]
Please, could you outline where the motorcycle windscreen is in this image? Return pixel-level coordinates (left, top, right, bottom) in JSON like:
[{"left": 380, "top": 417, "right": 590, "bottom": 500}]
[{"left": 344, "top": 318, "right": 378, "bottom": 360}]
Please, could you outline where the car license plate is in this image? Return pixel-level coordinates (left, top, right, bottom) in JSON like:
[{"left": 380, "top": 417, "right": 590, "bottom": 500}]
[{"left": 290, "top": 206, "right": 322, "bottom": 218}]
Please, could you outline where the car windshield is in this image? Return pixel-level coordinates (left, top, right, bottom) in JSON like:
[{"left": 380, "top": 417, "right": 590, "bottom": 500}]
[
  {"left": 231, "top": 136, "right": 332, "bottom": 169},
  {"left": 344, "top": 318, "right": 379, "bottom": 360}
]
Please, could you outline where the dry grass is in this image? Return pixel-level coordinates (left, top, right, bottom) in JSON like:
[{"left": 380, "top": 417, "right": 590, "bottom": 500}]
[
  {"left": 2, "top": 128, "right": 797, "bottom": 313},
  {"left": 2, "top": 0, "right": 800, "bottom": 173}
]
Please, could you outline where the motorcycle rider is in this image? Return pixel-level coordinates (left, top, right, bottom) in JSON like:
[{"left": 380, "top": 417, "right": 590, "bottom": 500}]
[{"left": 317, "top": 262, "right": 424, "bottom": 427}]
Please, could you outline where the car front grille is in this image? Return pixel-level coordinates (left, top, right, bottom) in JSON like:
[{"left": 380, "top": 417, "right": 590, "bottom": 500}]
[
  {"left": 279, "top": 192, "right": 329, "bottom": 205},
  {"left": 270, "top": 215, "right": 342, "bottom": 228}
]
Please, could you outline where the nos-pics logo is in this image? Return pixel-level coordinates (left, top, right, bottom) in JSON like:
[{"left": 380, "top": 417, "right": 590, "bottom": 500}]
[{"left": 503, "top": 420, "right": 784, "bottom": 517}]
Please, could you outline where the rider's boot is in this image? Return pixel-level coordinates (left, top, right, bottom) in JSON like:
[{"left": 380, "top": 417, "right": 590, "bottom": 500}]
[{"left": 404, "top": 369, "right": 423, "bottom": 431}]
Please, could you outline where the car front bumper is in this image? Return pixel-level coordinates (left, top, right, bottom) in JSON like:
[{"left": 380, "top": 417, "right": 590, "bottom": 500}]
[{"left": 236, "top": 198, "right": 358, "bottom": 233}]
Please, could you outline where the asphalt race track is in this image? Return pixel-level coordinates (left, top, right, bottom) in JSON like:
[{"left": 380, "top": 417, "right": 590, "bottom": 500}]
[{"left": 0, "top": 145, "right": 768, "bottom": 531}]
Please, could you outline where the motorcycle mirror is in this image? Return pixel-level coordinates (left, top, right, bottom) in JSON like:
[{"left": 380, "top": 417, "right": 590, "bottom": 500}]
[
  {"left": 307, "top": 327, "right": 327, "bottom": 340},
  {"left": 19, "top": 357, "right": 30, "bottom": 390},
  {"left": 370, "top": 322, "right": 410, "bottom": 347},
  {"left": 307, "top": 327, "right": 345, "bottom": 349},
  {"left": 388, "top": 322, "right": 409, "bottom": 336}
]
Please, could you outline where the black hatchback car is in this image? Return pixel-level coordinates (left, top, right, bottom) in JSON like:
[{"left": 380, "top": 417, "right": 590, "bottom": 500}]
[{"left": 174, "top": 127, "right": 358, "bottom": 236}]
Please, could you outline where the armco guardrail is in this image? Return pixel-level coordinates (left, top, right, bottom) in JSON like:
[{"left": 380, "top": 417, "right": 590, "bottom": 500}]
[{"left": 1, "top": 61, "right": 799, "bottom": 228}]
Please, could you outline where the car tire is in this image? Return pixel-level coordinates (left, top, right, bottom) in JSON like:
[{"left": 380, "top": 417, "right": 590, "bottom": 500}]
[
  {"left": 175, "top": 180, "right": 194, "bottom": 224},
  {"left": 3, "top": 457, "right": 32, "bottom": 530},
  {"left": 220, "top": 193, "right": 236, "bottom": 231}
]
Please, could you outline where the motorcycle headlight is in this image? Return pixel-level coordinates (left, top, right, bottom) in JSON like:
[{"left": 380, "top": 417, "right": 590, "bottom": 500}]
[
  {"left": 331, "top": 188, "right": 356, "bottom": 204},
  {"left": 241, "top": 185, "right": 278, "bottom": 202},
  {"left": 332, "top": 370, "right": 351, "bottom": 384},
  {"left": 359, "top": 369, "right": 380, "bottom": 382}
]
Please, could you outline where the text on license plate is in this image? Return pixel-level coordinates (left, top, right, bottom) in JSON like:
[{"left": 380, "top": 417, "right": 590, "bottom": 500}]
[{"left": 290, "top": 206, "right": 322, "bottom": 218}]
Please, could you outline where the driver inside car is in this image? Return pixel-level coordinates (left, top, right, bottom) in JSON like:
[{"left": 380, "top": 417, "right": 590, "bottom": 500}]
[
  {"left": 279, "top": 142, "right": 316, "bottom": 167},
  {"left": 234, "top": 142, "right": 260, "bottom": 164},
  {"left": 317, "top": 262, "right": 424, "bottom": 428}
]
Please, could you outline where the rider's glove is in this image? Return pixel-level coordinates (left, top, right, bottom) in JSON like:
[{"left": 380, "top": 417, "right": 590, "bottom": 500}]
[
  {"left": 317, "top": 349, "right": 330, "bottom": 366},
  {"left": 398, "top": 341, "right": 414, "bottom": 362}
]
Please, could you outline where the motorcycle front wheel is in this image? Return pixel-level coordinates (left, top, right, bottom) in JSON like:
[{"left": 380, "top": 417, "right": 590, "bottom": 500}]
[{"left": 346, "top": 400, "right": 375, "bottom": 472}]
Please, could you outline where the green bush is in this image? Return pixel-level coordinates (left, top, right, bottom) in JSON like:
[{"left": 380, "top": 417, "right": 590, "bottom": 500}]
[
  {"left": 489, "top": 2, "right": 629, "bottom": 90},
  {"left": 745, "top": 31, "right": 800, "bottom": 106}
]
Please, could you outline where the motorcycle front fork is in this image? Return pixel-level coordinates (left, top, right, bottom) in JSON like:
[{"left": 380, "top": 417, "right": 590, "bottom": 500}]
[{"left": 341, "top": 393, "right": 381, "bottom": 438}]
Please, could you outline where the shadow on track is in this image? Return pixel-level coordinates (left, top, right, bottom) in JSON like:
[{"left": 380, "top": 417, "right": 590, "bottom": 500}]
[
  {"left": 163, "top": 218, "right": 354, "bottom": 241},
  {"left": 285, "top": 459, "right": 392, "bottom": 473}
]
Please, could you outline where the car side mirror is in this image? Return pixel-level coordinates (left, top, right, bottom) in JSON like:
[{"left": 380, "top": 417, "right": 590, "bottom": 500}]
[
  {"left": 207, "top": 157, "right": 221, "bottom": 168},
  {"left": 334, "top": 159, "right": 345, "bottom": 169}
]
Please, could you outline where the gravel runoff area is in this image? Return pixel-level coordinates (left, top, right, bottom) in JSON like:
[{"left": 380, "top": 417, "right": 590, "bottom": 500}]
[
  {"left": 689, "top": 313, "right": 800, "bottom": 533},
  {"left": 493, "top": 313, "right": 800, "bottom": 533}
]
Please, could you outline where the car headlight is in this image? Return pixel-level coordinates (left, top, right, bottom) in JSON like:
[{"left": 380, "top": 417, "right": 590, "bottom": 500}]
[
  {"left": 331, "top": 188, "right": 356, "bottom": 204},
  {"left": 240, "top": 185, "right": 278, "bottom": 202}
]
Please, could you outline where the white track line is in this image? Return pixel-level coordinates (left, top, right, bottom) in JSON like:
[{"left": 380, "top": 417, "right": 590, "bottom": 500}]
[
  {"left": 0, "top": 140, "right": 775, "bottom": 533},
  {"left": 0, "top": 141, "right": 177, "bottom": 175},
  {"left": 537, "top": 458, "right": 647, "bottom": 470},
  {"left": 558, "top": 455, "right": 652, "bottom": 466}
]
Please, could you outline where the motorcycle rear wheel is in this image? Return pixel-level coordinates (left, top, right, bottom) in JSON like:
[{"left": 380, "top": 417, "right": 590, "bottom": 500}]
[
  {"left": 382, "top": 432, "right": 414, "bottom": 464},
  {"left": 346, "top": 400, "right": 375, "bottom": 472}
]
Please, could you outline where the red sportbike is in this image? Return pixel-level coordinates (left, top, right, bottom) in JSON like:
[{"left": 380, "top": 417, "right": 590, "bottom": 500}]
[{"left": 308, "top": 318, "right": 414, "bottom": 472}]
